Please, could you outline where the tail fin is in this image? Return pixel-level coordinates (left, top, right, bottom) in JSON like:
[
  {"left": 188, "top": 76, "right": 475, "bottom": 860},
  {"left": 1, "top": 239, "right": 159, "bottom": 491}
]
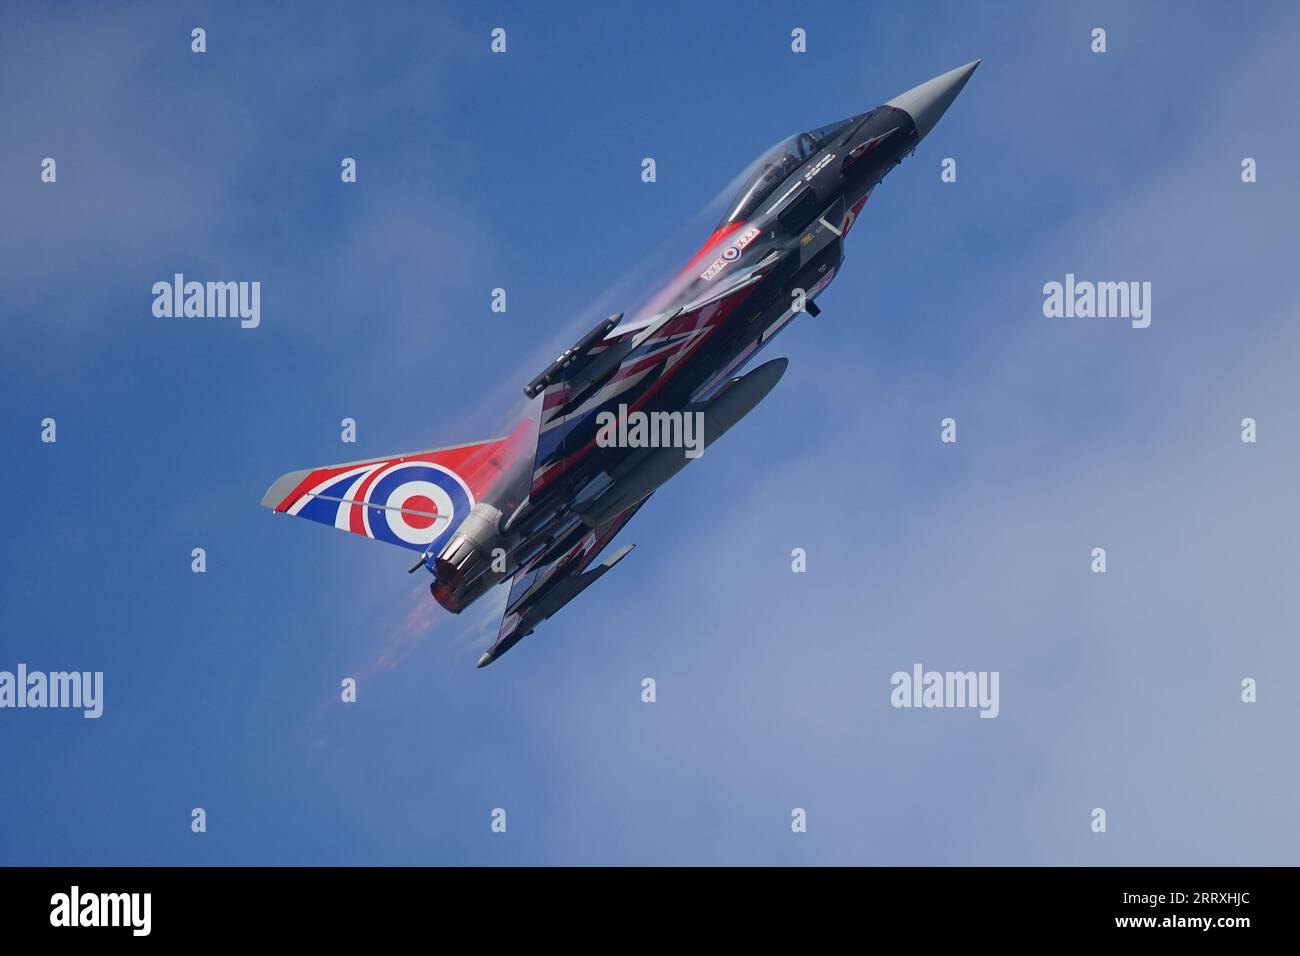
[{"left": 261, "top": 421, "right": 533, "bottom": 554}]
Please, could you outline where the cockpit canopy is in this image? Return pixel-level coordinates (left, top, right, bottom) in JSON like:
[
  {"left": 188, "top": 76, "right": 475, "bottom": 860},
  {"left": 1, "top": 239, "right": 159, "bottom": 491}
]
[{"left": 718, "top": 116, "right": 861, "bottom": 227}]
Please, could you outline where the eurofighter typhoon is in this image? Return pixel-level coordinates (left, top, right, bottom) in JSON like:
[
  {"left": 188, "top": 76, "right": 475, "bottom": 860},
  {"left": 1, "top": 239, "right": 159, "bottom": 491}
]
[{"left": 261, "top": 61, "right": 981, "bottom": 666}]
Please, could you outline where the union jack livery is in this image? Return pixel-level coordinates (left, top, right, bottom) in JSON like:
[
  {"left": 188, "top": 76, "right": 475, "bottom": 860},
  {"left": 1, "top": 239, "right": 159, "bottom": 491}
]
[
  {"left": 262, "top": 61, "right": 980, "bottom": 666},
  {"left": 262, "top": 423, "right": 534, "bottom": 554}
]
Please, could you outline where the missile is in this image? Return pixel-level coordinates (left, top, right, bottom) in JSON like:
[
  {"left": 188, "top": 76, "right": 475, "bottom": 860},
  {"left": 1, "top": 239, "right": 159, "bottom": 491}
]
[{"left": 576, "top": 356, "right": 788, "bottom": 527}]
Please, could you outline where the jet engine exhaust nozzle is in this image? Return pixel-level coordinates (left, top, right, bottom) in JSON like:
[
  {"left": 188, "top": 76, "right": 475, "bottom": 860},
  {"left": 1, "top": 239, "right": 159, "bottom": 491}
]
[{"left": 431, "top": 502, "right": 507, "bottom": 602}]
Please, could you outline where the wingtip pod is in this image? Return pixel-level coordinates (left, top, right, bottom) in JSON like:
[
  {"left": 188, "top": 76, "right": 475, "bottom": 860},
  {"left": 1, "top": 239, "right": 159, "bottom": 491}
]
[
  {"left": 600, "top": 543, "right": 636, "bottom": 570},
  {"left": 884, "top": 59, "right": 981, "bottom": 140},
  {"left": 475, "top": 624, "right": 533, "bottom": 668}
]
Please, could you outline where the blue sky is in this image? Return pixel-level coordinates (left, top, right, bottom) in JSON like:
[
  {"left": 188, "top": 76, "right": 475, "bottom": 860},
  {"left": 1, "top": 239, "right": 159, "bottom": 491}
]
[{"left": 2, "top": 1, "right": 1298, "bottom": 865}]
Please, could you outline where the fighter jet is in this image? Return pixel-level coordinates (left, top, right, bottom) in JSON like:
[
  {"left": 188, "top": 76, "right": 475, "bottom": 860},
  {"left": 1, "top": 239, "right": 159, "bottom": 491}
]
[{"left": 261, "top": 61, "right": 980, "bottom": 666}]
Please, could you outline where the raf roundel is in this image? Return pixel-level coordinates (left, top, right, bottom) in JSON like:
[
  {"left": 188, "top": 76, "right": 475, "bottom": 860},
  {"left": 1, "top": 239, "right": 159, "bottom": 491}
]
[{"left": 357, "top": 462, "right": 473, "bottom": 551}]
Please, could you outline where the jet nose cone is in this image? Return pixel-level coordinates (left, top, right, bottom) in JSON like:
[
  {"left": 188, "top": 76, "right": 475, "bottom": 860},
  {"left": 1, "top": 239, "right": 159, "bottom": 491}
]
[
  {"left": 885, "top": 59, "right": 980, "bottom": 140},
  {"left": 475, "top": 651, "right": 493, "bottom": 668}
]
